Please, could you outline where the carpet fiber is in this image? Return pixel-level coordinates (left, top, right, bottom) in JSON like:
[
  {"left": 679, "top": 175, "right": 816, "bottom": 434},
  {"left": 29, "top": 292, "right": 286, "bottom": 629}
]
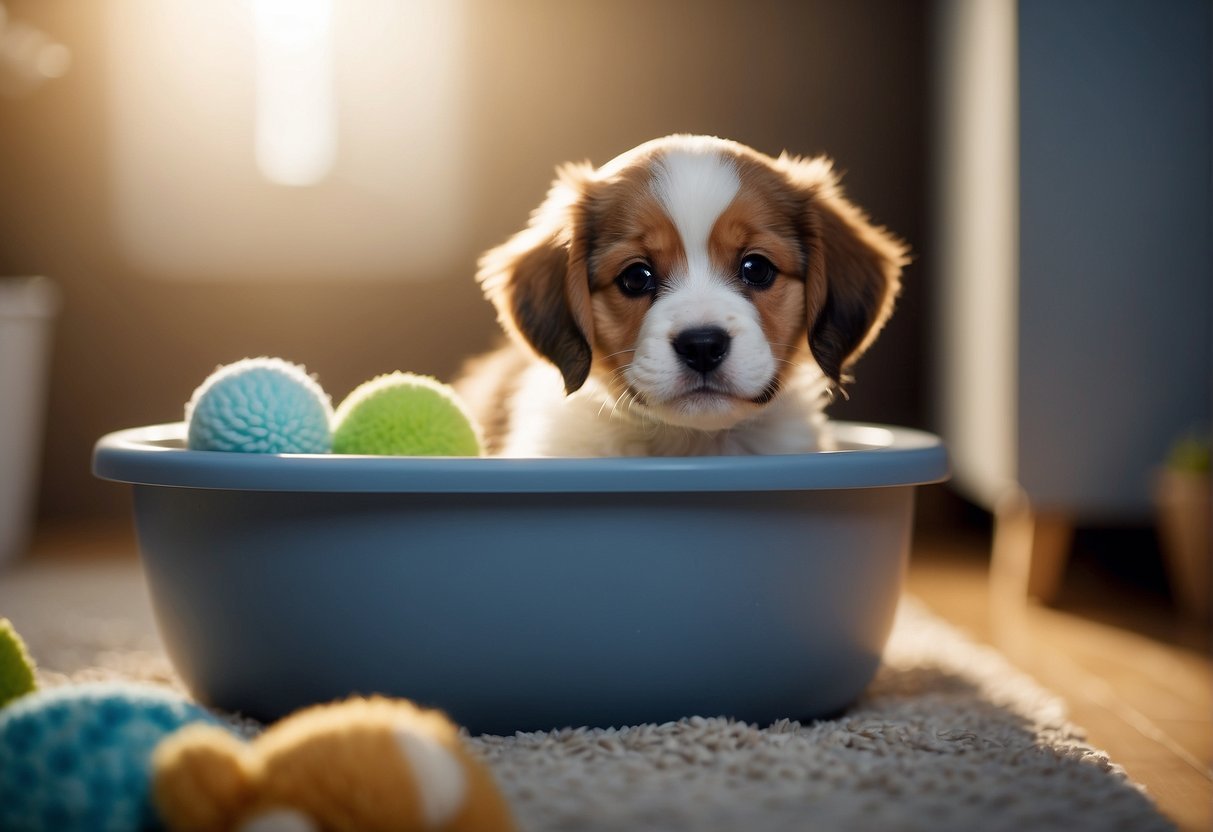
[{"left": 31, "top": 598, "right": 1171, "bottom": 832}]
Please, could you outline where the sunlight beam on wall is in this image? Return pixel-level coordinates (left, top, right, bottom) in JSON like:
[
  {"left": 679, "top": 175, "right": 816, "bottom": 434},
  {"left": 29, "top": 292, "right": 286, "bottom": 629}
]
[
  {"left": 107, "top": 0, "right": 469, "bottom": 282},
  {"left": 251, "top": 0, "right": 335, "bottom": 186}
]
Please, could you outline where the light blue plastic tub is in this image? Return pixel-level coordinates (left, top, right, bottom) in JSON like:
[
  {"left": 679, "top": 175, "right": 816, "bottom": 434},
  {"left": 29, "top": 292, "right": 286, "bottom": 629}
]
[{"left": 93, "top": 422, "right": 948, "bottom": 734}]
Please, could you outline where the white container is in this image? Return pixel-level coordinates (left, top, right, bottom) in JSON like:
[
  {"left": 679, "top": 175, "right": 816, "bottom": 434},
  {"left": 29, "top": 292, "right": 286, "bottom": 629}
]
[{"left": 0, "top": 277, "right": 60, "bottom": 567}]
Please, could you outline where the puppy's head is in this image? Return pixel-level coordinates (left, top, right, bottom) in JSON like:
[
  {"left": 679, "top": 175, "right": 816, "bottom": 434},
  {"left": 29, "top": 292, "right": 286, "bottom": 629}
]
[{"left": 478, "top": 135, "right": 907, "bottom": 431}]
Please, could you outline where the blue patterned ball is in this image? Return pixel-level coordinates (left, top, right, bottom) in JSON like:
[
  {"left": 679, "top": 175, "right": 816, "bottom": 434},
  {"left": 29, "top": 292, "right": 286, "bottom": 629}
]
[
  {"left": 186, "top": 356, "right": 333, "bottom": 454},
  {"left": 0, "top": 682, "right": 221, "bottom": 832}
]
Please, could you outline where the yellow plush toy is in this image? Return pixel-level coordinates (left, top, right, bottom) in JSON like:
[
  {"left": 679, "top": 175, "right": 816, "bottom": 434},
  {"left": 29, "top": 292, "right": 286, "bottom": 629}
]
[{"left": 152, "top": 697, "right": 515, "bottom": 832}]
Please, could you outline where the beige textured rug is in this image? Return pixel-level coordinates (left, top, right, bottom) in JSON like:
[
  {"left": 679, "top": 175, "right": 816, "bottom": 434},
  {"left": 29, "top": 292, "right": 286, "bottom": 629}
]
[{"left": 25, "top": 597, "right": 1172, "bottom": 832}]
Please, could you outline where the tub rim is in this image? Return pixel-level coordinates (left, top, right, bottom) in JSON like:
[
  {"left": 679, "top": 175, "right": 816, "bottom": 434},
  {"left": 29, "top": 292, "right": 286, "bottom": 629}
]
[{"left": 93, "top": 421, "right": 948, "bottom": 494}]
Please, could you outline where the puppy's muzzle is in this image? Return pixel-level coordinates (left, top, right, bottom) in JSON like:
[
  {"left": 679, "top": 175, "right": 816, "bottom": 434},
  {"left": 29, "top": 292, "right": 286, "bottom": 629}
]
[{"left": 672, "top": 326, "right": 731, "bottom": 375}]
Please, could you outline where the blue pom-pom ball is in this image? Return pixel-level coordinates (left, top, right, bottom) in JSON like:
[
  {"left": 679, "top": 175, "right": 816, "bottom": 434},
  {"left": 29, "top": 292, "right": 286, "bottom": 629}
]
[
  {"left": 186, "top": 356, "right": 333, "bottom": 453},
  {"left": 0, "top": 682, "right": 222, "bottom": 832}
]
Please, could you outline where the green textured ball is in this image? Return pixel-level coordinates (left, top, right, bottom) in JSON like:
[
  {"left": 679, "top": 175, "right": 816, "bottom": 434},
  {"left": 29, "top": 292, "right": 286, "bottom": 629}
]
[
  {"left": 0, "top": 618, "right": 37, "bottom": 708},
  {"left": 332, "top": 372, "right": 482, "bottom": 457}
]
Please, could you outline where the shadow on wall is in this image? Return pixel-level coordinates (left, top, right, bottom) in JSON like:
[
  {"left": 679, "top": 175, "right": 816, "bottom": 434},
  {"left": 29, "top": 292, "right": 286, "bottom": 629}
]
[{"left": 0, "top": 0, "right": 929, "bottom": 520}]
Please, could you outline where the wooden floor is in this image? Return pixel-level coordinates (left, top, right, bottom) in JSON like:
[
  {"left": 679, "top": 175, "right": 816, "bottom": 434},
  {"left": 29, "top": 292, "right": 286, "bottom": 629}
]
[
  {"left": 909, "top": 525, "right": 1212, "bottom": 832},
  {"left": 6, "top": 518, "right": 1212, "bottom": 830}
]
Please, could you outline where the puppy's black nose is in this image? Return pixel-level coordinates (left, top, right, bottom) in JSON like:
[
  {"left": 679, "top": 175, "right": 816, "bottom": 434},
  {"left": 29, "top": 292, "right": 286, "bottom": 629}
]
[{"left": 672, "top": 326, "right": 731, "bottom": 374}]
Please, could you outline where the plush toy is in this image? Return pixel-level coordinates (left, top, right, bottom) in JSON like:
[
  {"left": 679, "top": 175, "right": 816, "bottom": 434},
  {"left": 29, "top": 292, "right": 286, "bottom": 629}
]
[
  {"left": 332, "top": 372, "right": 482, "bottom": 457},
  {"left": 0, "top": 617, "right": 36, "bottom": 708},
  {"left": 0, "top": 681, "right": 223, "bottom": 832},
  {"left": 153, "top": 696, "right": 515, "bottom": 832},
  {"left": 186, "top": 357, "right": 333, "bottom": 454}
]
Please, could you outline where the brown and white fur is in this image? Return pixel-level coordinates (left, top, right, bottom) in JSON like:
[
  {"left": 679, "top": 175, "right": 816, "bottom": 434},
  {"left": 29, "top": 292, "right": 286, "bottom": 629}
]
[{"left": 457, "top": 135, "right": 907, "bottom": 457}]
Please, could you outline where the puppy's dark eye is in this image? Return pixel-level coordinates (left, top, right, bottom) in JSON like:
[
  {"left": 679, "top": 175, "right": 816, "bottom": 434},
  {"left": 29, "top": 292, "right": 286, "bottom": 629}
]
[
  {"left": 616, "top": 263, "right": 658, "bottom": 297},
  {"left": 740, "top": 254, "right": 777, "bottom": 289}
]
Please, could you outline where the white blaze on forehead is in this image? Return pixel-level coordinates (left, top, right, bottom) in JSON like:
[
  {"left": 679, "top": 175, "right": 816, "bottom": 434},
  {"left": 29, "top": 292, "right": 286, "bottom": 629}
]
[
  {"left": 625, "top": 143, "right": 775, "bottom": 428},
  {"left": 651, "top": 150, "right": 740, "bottom": 283},
  {"left": 395, "top": 727, "right": 468, "bottom": 827}
]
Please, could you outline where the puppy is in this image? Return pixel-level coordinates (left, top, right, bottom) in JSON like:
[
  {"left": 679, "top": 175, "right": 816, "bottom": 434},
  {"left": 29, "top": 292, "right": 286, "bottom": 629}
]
[{"left": 457, "top": 135, "right": 907, "bottom": 457}]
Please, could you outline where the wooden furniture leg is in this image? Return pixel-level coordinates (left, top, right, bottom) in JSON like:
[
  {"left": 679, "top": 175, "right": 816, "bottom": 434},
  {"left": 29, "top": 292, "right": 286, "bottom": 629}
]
[{"left": 992, "top": 489, "right": 1074, "bottom": 604}]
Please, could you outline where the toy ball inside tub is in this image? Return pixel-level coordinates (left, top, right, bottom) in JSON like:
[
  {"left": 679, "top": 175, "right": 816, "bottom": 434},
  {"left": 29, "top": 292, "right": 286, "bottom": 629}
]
[{"left": 93, "top": 422, "right": 948, "bottom": 734}]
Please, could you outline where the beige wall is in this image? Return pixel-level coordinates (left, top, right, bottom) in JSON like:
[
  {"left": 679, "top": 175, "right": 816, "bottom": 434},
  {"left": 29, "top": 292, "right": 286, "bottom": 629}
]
[{"left": 0, "top": 0, "right": 928, "bottom": 519}]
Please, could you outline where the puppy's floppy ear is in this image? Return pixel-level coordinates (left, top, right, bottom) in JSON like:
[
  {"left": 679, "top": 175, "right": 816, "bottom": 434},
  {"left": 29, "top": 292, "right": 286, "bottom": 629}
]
[
  {"left": 777, "top": 154, "right": 908, "bottom": 389},
  {"left": 477, "top": 162, "right": 597, "bottom": 394}
]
